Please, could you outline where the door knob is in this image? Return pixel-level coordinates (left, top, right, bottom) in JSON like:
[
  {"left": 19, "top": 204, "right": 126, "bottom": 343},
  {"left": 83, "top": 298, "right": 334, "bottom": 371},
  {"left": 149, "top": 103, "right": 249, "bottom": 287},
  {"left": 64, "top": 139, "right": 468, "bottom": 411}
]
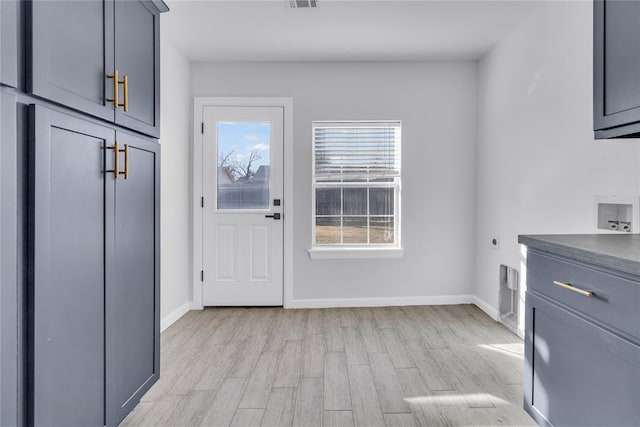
[{"left": 265, "top": 213, "right": 281, "bottom": 220}]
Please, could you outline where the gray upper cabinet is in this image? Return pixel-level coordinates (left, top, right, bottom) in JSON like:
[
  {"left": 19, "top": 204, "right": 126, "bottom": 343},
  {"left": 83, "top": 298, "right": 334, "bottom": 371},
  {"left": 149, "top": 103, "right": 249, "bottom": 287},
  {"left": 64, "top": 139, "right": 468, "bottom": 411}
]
[
  {"left": 29, "top": 0, "right": 115, "bottom": 121},
  {"left": 29, "top": 0, "right": 167, "bottom": 137},
  {"left": 114, "top": 1, "right": 162, "bottom": 138},
  {"left": 594, "top": 0, "right": 640, "bottom": 139},
  {"left": 0, "top": 0, "right": 19, "bottom": 87}
]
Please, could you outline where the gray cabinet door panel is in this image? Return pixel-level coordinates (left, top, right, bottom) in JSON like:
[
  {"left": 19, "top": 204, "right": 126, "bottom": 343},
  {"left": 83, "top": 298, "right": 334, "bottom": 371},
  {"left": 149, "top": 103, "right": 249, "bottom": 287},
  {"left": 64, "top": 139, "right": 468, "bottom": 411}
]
[
  {"left": 106, "top": 131, "right": 159, "bottom": 427},
  {"left": 0, "top": 93, "right": 18, "bottom": 426},
  {"left": 31, "top": 106, "right": 114, "bottom": 427},
  {"left": 0, "top": 0, "right": 18, "bottom": 87},
  {"left": 114, "top": 1, "right": 160, "bottom": 138},
  {"left": 525, "top": 293, "right": 640, "bottom": 427},
  {"left": 29, "top": 0, "right": 115, "bottom": 121},
  {"left": 594, "top": 0, "right": 640, "bottom": 132}
]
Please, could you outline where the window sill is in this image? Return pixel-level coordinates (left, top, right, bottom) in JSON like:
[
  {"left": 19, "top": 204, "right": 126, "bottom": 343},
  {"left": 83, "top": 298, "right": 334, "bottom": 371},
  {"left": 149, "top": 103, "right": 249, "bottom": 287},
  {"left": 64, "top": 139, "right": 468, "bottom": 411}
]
[{"left": 307, "top": 247, "right": 404, "bottom": 260}]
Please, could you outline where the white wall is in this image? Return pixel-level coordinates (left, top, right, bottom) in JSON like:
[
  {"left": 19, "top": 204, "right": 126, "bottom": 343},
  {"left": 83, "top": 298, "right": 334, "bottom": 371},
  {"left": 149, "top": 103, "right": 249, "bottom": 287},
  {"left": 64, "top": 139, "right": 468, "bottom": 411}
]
[
  {"left": 475, "top": 1, "right": 640, "bottom": 325},
  {"left": 160, "top": 35, "right": 193, "bottom": 328},
  {"left": 191, "top": 62, "right": 478, "bottom": 305}
]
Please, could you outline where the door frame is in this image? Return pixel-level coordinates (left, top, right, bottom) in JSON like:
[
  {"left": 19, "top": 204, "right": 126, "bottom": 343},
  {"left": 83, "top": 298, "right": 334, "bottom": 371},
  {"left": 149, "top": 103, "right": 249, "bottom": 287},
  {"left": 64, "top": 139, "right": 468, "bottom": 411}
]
[{"left": 192, "top": 97, "right": 294, "bottom": 309}]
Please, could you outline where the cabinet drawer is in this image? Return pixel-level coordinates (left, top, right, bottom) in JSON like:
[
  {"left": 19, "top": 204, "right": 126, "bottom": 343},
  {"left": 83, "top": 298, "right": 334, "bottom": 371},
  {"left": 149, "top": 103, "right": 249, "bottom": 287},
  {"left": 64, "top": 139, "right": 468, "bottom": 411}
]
[{"left": 528, "top": 250, "right": 640, "bottom": 341}]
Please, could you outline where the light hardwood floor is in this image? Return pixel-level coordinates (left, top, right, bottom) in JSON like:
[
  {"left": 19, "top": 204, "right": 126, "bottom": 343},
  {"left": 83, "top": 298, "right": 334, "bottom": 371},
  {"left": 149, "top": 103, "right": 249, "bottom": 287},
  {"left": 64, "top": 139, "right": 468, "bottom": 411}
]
[{"left": 121, "top": 305, "right": 535, "bottom": 427}]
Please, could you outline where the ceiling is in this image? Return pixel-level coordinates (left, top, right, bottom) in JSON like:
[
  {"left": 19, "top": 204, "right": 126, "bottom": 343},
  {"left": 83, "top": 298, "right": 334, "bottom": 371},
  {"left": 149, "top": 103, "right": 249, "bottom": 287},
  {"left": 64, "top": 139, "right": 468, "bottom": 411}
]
[{"left": 162, "top": 0, "right": 544, "bottom": 62}]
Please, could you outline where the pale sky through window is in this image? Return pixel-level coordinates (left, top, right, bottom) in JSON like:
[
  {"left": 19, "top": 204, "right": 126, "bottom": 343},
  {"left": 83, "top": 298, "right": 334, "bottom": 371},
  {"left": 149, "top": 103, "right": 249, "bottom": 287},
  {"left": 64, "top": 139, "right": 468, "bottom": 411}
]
[{"left": 217, "top": 121, "right": 271, "bottom": 170}]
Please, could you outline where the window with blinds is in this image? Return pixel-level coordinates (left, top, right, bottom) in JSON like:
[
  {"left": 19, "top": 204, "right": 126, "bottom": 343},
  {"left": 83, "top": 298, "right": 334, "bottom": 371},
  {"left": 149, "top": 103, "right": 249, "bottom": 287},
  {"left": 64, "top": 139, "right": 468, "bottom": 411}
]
[{"left": 312, "top": 121, "right": 401, "bottom": 247}]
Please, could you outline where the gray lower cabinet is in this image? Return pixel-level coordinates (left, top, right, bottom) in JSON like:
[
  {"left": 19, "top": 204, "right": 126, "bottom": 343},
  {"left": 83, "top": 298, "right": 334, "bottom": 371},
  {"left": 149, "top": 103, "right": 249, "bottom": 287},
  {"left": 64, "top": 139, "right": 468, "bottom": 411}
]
[
  {"left": 1, "top": 92, "right": 18, "bottom": 426},
  {"left": 106, "top": 131, "right": 160, "bottom": 427},
  {"left": 524, "top": 249, "right": 640, "bottom": 427},
  {"left": 31, "top": 105, "right": 160, "bottom": 427},
  {"left": 31, "top": 106, "right": 111, "bottom": 426}
]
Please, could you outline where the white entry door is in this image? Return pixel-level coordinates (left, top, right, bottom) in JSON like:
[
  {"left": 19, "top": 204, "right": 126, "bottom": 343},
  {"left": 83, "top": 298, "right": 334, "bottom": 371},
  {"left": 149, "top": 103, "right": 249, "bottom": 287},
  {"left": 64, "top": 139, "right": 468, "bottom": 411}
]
[{"left": 202, "top": 106, "right": 284, "bottom": 306}]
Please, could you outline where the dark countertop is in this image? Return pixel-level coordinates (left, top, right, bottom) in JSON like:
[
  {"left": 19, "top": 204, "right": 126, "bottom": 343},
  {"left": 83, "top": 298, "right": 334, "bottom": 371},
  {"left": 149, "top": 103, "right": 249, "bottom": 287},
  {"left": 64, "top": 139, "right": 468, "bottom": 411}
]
[{"left": 518, "top": 234, "right": 640, "bottom": 277}]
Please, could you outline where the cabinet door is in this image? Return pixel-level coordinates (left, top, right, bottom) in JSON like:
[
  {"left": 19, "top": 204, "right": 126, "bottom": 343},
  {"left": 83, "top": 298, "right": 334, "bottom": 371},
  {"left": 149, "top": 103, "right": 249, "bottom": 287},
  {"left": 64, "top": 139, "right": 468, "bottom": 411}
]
[
  {"left": 31, "top": 106, "right": 114, "bottom": 427},
  {"left": 0, "top": 93, "right": 18, "bottom": 426},
  {"left": 594, "top": 0, "right": 640, "bottom": 134},
  {"left": 29, "top": 0, "right": 115, "bottom": 121},
  {"left": 106, "top": 131, "right": 159, "bottom": 427},
  {"left": 114, "top": 1, "right": 161, "bottom": 138},
  {"left": 0, "top": 0, "right": 18, "bottom": 87},
  {"left": 524, "top": 293, "right": 640, "bottom": 426}
]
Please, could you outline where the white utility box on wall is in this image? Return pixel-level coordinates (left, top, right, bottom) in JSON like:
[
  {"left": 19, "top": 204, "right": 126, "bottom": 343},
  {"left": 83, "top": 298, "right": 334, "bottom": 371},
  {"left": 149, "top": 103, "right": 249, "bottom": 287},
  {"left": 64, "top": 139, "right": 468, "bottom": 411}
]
[{"left": 594, "top": 195, "right": 639, "bottom": 232}]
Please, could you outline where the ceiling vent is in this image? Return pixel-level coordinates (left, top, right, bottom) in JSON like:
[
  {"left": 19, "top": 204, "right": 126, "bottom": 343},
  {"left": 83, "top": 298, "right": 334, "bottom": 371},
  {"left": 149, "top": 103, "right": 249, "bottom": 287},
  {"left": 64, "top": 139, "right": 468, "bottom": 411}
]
[{"left": 289, "top": 0, "right": 317, "bottom": 8}]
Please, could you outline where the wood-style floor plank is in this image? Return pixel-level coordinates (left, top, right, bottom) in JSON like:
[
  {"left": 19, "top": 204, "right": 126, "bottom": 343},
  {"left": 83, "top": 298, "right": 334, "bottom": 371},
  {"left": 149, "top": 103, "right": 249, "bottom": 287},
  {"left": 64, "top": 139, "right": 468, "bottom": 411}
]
[
  {"left": 383, "top": 413, "right": 417, "bottom": 427},
  {"left": 302, "top": 334, "right": 326, "bottom": 378},
  {"left": 379, "top": 328, "right": 415, "bottom": 369},
  {"left": 273, "top": 340, "right": 303, "bottom": 387},
  {"left": 324, "top": 411, "right": 355, "bottom": 427},
  {"left": 132, "top": 305, "right": 535, "bottom": 427},
  {"left": 343, "top": 327, "right": 369, "bottom": 367},
  {"left": 166, "top": 390, "right": 217, "bottom": 426},
  {"left": 230, "top": 409, "right": 264, "bottom": 427},
  {"left": 348, "top": 363, "right": 385, "bottom": 427},
  {"left": 292, "top": 378, "right": 324, "bottom": 427},
  {"left": 324, "top": 352, "right": 352, "bottom": 410},
  {"left": 369, "top": 352, "right": 411, "bottom": 413},
  {"left": 238, "top": 351, "right": 280, "bottom": 409},
  {"left": 261, "top": 387, "right": 295, "bottom": 427},
  {"left": 200, "top": 378, "right": 246, "bottom": 427}
]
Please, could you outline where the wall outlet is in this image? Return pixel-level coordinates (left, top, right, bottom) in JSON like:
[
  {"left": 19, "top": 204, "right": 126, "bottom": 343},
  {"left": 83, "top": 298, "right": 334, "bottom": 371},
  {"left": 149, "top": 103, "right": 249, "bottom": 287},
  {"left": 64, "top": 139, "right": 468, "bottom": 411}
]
[{"left": 491, "top": 237, "right": 500, "bottom": 249}]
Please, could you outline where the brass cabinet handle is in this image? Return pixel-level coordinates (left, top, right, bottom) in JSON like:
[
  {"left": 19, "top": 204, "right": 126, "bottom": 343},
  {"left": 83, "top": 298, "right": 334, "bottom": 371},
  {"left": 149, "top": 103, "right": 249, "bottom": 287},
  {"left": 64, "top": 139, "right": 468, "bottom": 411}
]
[
  {"left": 107, "top": 70, "right": 119, "bottom": 108},
  {"left": 120, "top": 144, "right": 129, "bottom": 180},
  {"left": 107, "top": 141, "right": 119, "bottom": 178},
  {"left": 122, "top": 75, "right": 129, "bottom": 112},
  {"left": 553, "top": 281, "right": 594, "bottom": 297},
  {"left": 106, "top": 70, "right": 127, "bottom": 110}
]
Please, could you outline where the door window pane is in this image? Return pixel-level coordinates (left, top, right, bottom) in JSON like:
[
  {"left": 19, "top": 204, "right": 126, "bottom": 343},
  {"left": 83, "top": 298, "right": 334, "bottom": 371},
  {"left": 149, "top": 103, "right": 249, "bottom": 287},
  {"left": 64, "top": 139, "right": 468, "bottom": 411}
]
[{"left": 217, "top": 121, "right": 271, "bottom": 210}]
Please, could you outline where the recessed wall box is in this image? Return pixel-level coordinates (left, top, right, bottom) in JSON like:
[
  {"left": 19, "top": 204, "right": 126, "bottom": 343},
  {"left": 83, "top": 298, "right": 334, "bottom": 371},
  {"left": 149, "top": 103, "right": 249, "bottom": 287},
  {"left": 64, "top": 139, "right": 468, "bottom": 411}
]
[{"left": 594, "top": 196, "right": 639, "bottom": 233}]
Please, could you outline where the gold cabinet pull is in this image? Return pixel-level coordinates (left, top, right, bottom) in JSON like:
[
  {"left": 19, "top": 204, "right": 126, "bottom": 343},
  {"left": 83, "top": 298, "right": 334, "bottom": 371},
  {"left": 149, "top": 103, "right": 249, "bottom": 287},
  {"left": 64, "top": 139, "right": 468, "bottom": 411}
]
[
  {"left": 553, "top": 281, "right": 594, "bottom": 297},
  {"left": 122, "top": 75, "right": 129, "bottom": 112},
  {"left": 106, "top": 70, "right": 127, "bottom": 110},
  {"left": 120, "top": 144, "right": 129, "bottom": 180},
  {"left": 107, "top": 141, "right": 119, "bottom": 178},
  {"left": 107, "top": 70, "right": 119, "bottom": 108}
]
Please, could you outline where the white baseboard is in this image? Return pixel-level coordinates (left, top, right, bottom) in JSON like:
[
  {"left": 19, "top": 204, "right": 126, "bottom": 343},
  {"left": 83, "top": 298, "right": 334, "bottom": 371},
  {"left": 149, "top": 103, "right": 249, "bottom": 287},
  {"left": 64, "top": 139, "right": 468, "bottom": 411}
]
[
  {"left": 161, "top": 301, "right": 192, "bottom": 332},
  {"left": 471, "top": 295, "right": 499, "bottom": 321},
  {"left": 170, "top": 295, "right": 499, "bottom": 328},
  {"left": 289, "top": 295, "right": 476, "bottom": 309}
]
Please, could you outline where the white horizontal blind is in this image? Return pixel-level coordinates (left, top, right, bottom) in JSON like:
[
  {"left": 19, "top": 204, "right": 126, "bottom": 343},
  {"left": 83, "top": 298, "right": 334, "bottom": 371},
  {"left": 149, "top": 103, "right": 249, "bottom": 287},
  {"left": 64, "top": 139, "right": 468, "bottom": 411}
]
[{"left": 313, "top": 121, "right": 401, "bottom": 182}]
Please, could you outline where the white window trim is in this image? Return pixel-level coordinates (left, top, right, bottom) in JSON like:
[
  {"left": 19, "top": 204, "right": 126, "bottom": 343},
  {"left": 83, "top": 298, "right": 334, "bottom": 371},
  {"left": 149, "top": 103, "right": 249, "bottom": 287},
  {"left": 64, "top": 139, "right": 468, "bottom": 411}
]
[
  {"left": 309, "top": 120, "right": 402, "bottom": 259},
  {"left": 307, "top": 247, "right": 404, "bottom": 259}
]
